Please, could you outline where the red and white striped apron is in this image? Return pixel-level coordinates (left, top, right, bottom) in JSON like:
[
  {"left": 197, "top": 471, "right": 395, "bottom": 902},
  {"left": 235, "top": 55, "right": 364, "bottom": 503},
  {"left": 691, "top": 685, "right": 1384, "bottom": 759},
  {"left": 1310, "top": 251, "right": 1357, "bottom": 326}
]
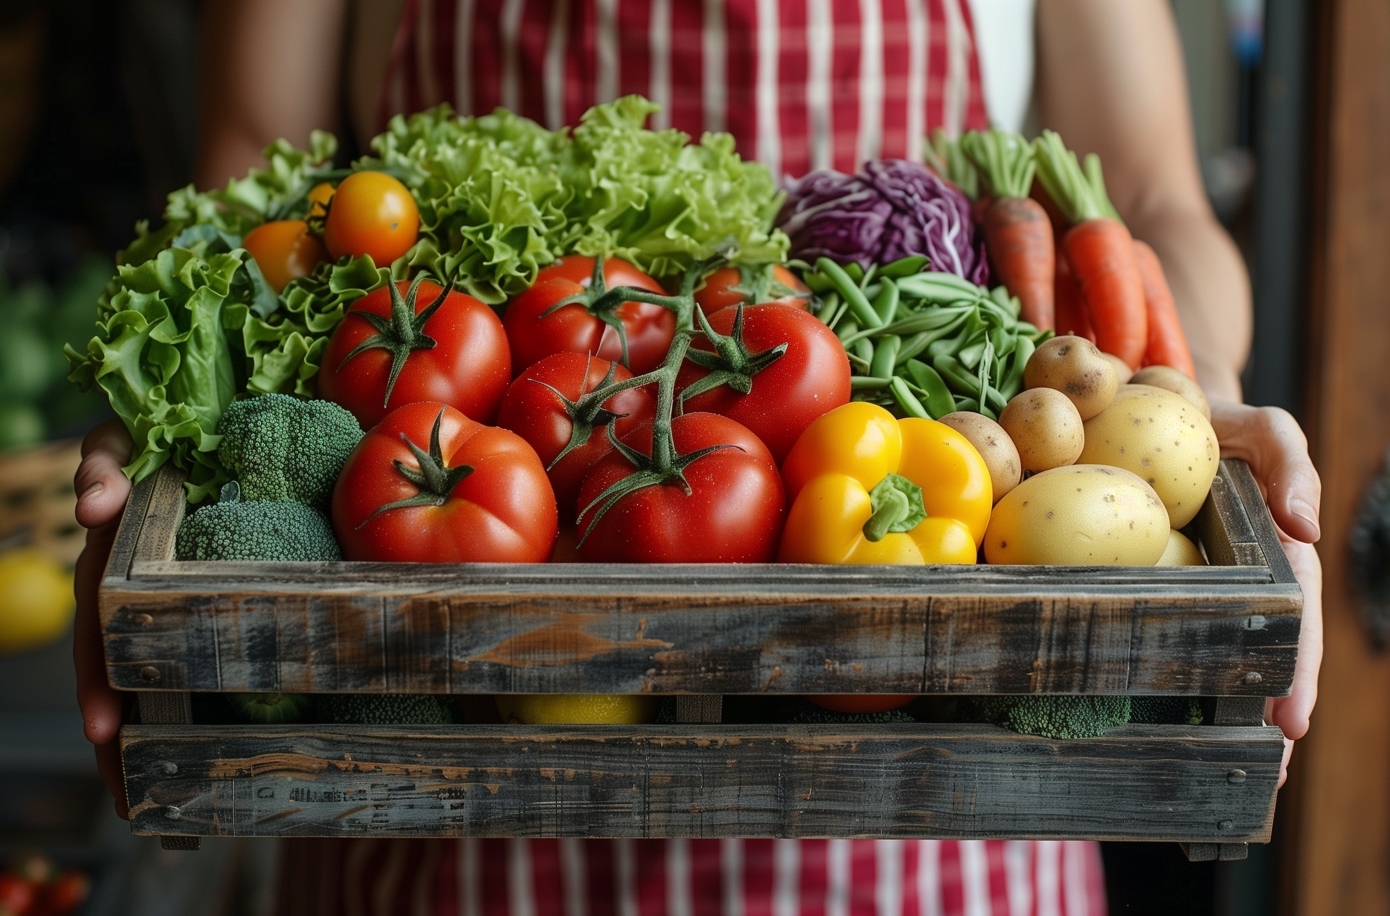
[
  {"left": 277, "top": 836, "right": 1108, "bottom": 916},
  {"left": 279, "top": 4, "right": 1107, "bottom": 914},
  {"left": 375, "top": 0, "right": 992, "bottom": 178}
]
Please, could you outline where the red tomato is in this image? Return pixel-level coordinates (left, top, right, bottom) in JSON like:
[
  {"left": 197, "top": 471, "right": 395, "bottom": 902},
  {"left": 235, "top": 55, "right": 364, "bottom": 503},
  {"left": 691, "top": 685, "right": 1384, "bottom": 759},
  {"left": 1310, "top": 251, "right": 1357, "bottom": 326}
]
[
  {"left": 807, "top": 695, "right": 915, "bottom": 714},
  {"left": 332, "top": 402, "right": 557, "bottom": 562},
  {"left": 503, "top": 256, "right": 673, "bottom": 376},
  {"left": 495, "top": 353, "right": 657, "bottom": 525},
  {"left": 318, "top": 277, "right": 511, "bottom": 429},
  {"left": 0, "top": 874, "right": 34, "bottom": 916},
  {"left": 241, "top": 220, "right": 328, "bottom": 293},
  {"left": 576, "top": 412, "right": 786, "bottom": 563},
  {"left": 323, "top": 171, "right": 420, "bottom": 266},
  {"left": 694, "top": 265, "right": 811, "bottom": 313},
  {"left": 44, "top": 870, "right": 90, "bottom": 915},
  {"left": 676, "top": 304, "right": 851, "bottom": 464}
]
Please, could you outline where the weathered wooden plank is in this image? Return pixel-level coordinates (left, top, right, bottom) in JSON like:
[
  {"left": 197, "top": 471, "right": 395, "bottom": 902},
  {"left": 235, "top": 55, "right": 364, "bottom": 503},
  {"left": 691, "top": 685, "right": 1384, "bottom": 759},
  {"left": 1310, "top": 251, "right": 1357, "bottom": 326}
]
[
  {"left": 101, "top": 585, "right": 1300, "bottom": 696},
  {"left": 102, "top": 466, "right": 158, "bottom": 584},
  {"left": 121, "top": 723, "right": 1284, "bottom": 842},
  {"left": 1194, "top": 463, "right": 1264, "bottom": 568},
  {"left": 102, "top": 458, "right": 1302, "bottom": 696},
  {"left": 1224, "top": 459, "right": 1301, "bottom": 587},
  {"left": 131, "top": 466, "right": 187, "bottom": 564},
  {"left": 134, "top": 690, "right": 201, "bottom": 851}
]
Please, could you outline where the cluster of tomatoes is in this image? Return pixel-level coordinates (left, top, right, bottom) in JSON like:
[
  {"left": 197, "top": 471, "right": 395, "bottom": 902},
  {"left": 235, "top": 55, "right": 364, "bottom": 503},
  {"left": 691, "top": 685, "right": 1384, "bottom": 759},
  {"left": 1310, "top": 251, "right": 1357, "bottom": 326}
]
[
  {"left": 0, "top": 857, "right": 88, "bottom": 916},
  {"left": 301, "top": 250, "right": 856, "bottom": 565}
]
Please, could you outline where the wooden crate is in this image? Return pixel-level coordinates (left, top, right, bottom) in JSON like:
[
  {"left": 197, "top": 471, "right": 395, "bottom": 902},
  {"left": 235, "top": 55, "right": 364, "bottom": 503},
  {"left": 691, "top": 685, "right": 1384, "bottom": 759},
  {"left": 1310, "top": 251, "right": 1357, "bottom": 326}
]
[{"left": 102, "top": 460, "right": 1299, "bottom": 857}]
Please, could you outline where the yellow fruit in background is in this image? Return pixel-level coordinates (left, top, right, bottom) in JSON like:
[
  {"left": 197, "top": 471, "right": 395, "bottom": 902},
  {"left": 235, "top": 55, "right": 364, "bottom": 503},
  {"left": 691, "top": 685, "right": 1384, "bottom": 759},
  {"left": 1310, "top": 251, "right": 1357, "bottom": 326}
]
[
  {"left": 0, "top": 549, "right": 75, "bottom": 654},
  {"left": 498, "top": 694, "right": 658, "bottom": 725}
]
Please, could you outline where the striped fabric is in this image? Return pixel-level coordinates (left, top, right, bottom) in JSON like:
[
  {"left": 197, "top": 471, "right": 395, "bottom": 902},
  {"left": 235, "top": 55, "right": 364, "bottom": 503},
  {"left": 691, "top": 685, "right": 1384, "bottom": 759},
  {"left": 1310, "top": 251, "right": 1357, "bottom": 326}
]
[
  {"left": 275, "top": 837, "right": 1107, "bottom": 916},
  {"left": 376, "top": 0, "right": 992, "bottom": 178},
  {"left": 280, "top": 5, "right": 1108, "bottom": 915}
]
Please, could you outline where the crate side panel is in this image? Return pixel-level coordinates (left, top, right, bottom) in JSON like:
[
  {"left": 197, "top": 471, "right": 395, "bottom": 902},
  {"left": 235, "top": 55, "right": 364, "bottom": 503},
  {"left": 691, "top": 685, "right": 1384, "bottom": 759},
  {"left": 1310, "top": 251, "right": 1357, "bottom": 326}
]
[
  {"left": 123, "top": 724, "right": 1283, "bottom": 842},
  {"left": 103, "top": 581, "right": 1300, "bottom": 694}
]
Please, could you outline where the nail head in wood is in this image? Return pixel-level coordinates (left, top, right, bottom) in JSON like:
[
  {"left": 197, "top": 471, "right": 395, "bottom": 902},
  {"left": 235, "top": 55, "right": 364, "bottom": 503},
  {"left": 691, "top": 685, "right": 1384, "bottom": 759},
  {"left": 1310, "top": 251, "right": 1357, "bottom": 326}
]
[
  {"left": 1227, "top": 769, "right": 1247, "bottom": 784},
  {"left": 1243, "top": 671, "right": 1263, "bottom": 685},
  {"left": 139, "top": 666, "right": 160, "bottom": 683}
]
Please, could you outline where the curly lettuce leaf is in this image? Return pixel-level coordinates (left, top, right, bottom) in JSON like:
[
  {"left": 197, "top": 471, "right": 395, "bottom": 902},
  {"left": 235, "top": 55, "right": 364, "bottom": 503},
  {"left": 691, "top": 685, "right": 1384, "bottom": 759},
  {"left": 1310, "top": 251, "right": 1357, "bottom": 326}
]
[
  {"left": 65, "top": 247, "right": 250, "bottom": 500},
  {"left": 560, "top": 96, "right": 788, "bottom": 277},
  {"left": 243, "top": 255, "right": 387, "bottom": 397},
  {"left": 368, "top": 106, "right": 571, "bottom": 303}
]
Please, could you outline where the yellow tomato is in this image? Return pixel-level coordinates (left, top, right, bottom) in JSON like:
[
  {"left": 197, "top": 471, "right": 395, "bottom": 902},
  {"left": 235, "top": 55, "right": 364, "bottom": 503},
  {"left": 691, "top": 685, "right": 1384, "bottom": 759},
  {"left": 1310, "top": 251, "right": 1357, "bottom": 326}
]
[{"left": 0, "top": 550, "right": 75, "bottom": 654}]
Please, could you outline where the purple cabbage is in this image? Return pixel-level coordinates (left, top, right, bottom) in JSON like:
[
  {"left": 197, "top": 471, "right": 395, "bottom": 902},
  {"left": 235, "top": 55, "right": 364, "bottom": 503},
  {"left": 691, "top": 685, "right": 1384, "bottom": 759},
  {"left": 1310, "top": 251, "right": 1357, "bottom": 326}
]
[{"left": 777, "top": 159, "right": 990, "bottom": 285}]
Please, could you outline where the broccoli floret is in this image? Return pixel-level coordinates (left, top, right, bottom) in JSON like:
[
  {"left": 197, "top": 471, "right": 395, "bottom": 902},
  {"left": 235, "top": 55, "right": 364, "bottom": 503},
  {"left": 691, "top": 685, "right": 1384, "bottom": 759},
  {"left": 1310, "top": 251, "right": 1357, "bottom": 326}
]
[
  {"left": 1128, "top": 696, "right": 1204, "bottom": 726},
  {"left": 963, "top": 696, "right": 1131, "bottom": 739},
  {"left": 318, "top": 695, "right": 455, "bottom": 725},
  {"left": 176, "top": 483, "right": 342, "bottom": 561},
  {"left": 217, "top": 393, "right": 362, "bottom": 508}
]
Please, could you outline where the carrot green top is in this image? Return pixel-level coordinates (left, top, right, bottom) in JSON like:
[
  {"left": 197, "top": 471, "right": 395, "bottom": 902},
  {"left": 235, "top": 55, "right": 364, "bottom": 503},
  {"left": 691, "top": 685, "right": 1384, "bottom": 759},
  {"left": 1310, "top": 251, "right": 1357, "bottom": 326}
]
[
  {"left": 1033, "top": 130, "right": 1122, "bottom": 226},
  {"left": 960, "top": 128, "right": 1035, "bottom": 201}
]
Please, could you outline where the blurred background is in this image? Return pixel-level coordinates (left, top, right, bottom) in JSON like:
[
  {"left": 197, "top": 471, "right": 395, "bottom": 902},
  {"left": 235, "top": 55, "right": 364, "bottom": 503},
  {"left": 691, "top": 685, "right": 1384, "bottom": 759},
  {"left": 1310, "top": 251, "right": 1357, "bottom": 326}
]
[{"left": 0, "top": 0, "right": 1382, "bottom": 913}]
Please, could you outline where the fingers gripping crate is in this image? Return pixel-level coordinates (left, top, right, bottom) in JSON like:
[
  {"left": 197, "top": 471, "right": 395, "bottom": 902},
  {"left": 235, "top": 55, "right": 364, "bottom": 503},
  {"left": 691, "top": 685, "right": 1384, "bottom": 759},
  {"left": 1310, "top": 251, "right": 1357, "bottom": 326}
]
[{"left": 100, "top": 460, "right": 1299, "bottom": 858}]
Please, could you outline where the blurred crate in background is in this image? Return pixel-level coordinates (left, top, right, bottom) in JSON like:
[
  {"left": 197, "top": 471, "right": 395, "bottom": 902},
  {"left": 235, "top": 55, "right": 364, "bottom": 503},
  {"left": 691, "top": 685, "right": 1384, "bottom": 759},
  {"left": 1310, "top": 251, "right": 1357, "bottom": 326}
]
[{"left": 0, "top": 439, "right": 83, "bottom": 567}]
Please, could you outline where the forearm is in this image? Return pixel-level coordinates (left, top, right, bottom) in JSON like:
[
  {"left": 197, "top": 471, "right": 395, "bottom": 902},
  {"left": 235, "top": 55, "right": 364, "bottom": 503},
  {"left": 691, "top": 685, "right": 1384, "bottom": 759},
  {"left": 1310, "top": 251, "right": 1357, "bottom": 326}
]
[
  {"left": 1127, "top": 207, "right": 1251, "bottom": 403},
  {"left": 196, "top": 0, "right": 350, "bottom": 190}
]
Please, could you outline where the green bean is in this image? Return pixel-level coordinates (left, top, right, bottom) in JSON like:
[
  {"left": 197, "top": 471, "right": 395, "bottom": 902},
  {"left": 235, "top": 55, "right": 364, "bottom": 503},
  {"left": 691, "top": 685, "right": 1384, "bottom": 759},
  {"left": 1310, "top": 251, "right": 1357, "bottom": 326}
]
[
  {"left": 853, "top": 337, "right": 875, "bottom": 367},
  {"left": 876, "top": 255, "right": 930, "bottom": 279},
  {"left": 871, "top": 335, "right": 901, "bottom": 378},
  {"left": 894, "top": 272, "right": 986, "bottom": 303},
  {"left": 872, "top": 280, "right": 900, "bottom": 325},
  {"left": 847, "top": 352, "right": 873, "bottom": 373},
  {"left": 836, "top": 316, "right": 860, "bottom": 344},
  {"left": 934, "top": 353, "right": 983, "bottom": 396},
  {"left": 890, "top": 378, "right": 931, "bottom": 419},
  {"left": 842, "top": 261, "right": 866, "bottom": 284},
  {"left": 958, "top": 339, "right": 987, "bottom": 370},
  {"left": 1001, "top": 336, "right": 1035, "bottom": 397},
  {"left": 802, "top": 270, "right": 837, "bottom": 294},
  {"left": 826, "top": 299, "right": 851, "bottom": 333},
  {"left": 860, "top": 264, "right": 879, "bottom": 289},
  {"left": 814, "top": 290, "right": 840, "bottom": 324},
  {"left": 817, "top": 258, "right": 883, "bottom": 330},
  {"left": 851, "top": 376, "right": 892, "bottom": 391},
  {"left": 904, "top": 360, "right": 957, "bottom": 418}
]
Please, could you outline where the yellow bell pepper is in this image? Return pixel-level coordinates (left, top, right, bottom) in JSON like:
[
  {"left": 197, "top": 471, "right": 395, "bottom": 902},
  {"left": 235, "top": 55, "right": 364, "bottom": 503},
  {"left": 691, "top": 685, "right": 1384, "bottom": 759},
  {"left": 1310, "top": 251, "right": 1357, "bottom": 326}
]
[{"left": 778, "top": 402, "right": 992, "bottom": 565}]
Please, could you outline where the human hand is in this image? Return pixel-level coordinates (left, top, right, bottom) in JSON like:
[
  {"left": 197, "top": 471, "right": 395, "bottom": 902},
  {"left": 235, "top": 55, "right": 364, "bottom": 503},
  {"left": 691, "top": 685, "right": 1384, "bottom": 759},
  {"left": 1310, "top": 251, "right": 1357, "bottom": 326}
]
[
  {"left": 72, "top": 420, "right": 134, "bottom": 817},
  {"left": 1209, "top": 400, "right": 1323, "bottom": 788}
]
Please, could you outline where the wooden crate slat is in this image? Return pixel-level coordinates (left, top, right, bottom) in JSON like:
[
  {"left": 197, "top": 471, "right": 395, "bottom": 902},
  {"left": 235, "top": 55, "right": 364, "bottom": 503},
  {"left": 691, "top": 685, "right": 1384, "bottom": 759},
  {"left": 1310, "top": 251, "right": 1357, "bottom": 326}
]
[
  {"left": 122, "top": 723, "right": 1284, "bottom": 842},
  {"left": 102, "top": 584, "right": 1300, "bottom": 695}
]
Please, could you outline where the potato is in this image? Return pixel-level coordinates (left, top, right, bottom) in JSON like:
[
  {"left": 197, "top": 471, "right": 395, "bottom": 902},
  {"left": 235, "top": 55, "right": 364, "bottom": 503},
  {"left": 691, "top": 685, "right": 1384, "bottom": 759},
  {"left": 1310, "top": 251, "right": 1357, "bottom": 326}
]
[
  {"left": 1129, "top": 366, "right": 1211, "bottom": 420},
  {"left": 939, "top": 412, "right": 1021, "bottom": 503},
  {"left": 1102, "top": 352, "right": 1134, "bottom": 385},
  {"left": 984, "top": 465, "right": 1170, "bottom": 565},
  {"left": 998, "top": 388, "right": 1085, "bottom": 474},
  {"left": 1079, "top": 385, "right": 1220, "bottom": 528},
  {"left": 1156, "top": 529, "right": 1206, "bottom": 566},
  {"left": 1023, "top": 335, "right": 1119, "bottom": 420}
]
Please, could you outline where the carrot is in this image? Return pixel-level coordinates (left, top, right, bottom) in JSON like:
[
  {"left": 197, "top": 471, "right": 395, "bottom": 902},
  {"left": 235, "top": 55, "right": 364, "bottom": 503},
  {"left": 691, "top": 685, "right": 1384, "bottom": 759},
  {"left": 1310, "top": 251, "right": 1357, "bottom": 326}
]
[
  {"left": 961, "top": 129, "right": 1055, "bottom": 330},
  {"left": 1132, "top": 239, "right": 1197, "bottom": 378},
  {"left": 1053, "top": 250, "right": 1095, "bottom": 342},
  {"left": 1033, "top": 131, "right": 1147, "bottom": 370}
]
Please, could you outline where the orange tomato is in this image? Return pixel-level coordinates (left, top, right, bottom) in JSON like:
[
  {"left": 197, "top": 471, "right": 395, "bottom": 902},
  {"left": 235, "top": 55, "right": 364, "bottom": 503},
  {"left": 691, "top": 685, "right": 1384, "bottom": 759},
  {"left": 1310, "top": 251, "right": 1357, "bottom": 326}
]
[
  {"left": 306, "top": 181, "right": 336, "bottom": 218},
  {"left": 323, "top": 171, "right": 420, "bottom": 266},
  {"left": 241, "top": 220, "right": 329, "bottom": 293}
]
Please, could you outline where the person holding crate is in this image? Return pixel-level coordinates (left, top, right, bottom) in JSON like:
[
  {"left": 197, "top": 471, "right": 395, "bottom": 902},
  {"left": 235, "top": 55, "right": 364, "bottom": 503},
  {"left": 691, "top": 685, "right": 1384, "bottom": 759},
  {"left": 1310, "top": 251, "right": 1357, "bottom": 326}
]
[{"left": 72, "top": 0, "right": 1323, "bottom": 913}]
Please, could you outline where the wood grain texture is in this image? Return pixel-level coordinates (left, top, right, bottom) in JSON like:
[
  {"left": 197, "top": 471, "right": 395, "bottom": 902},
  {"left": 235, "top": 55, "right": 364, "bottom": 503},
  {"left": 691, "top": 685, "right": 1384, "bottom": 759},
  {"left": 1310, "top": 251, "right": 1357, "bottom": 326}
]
[
  {"left": 1286, "top": 0, "right": 1390, "bottom": 912},
  {"left": 122, "top": 723, "right": 1284, "bottom": 842},
  {"left": 99, "top": 461, "right": 1301, "bottom": 697}
]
